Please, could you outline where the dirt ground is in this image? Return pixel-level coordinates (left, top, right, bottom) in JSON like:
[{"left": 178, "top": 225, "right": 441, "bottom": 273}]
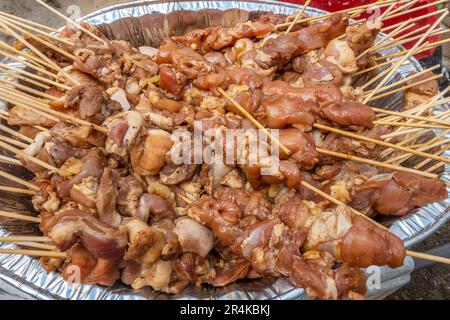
[{"left": 0, "top": 0, "right": 449, "bottom": 300}]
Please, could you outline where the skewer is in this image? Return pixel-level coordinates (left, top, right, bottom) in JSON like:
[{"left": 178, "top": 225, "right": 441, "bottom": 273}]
[
  {"left": 0, "top": 170, "right": 39, "bottom": 191},
  {"left": 0, "top": 40, "right": 51, "bottom": 69},
  {"left": 8, "top": 242, "right": 56, "bottom": 251},
  {"left": 0, "top": 186, "right": 34, "bottom": 195},
  {"left": 0, "top": 18, "right": 76, "bottom": 61},
  {"left": 316, "top": 148, "right": 437, "bottom": 178},
  {"left": 0, "top": 18, "right": 80, "bottom": 86},
  {"left": 285, "top": 0, "right": 312, "bottom": 34},
  {"left": 0, "top": 13, "right": 73, "bottom": 46},
  {"left": 363, "top": 10, "right": 447, "bottom": 102},
  {"left": 381, "top": 7, "right": 447, "bottom": 33},
  {"left": 0, "top": 11, "right": 58, "bottom": 33},
  {"left": 0, "top": 236, "right": 51, "bottom": 242},
  {"left": 373, "top": 119, "right": 448, "bottom": 129},
  {"left": 375, "top": 37, "right": 450, "bottom": 61},
  {"left": 364, "top": 64, "right": 440, "bottom": 96},
  {"left": 0, "top": 123, "right": 33, "bottom": 143},
  {"left": 416, "top": 144, "right": 450, "bottom": 171},
  {"left": 34, "top": 0, "right": 109, "bottom": 46},
  {"left": 177, "top": 193, "right": 193, "bottom": 205},
  {"left": 0, "top": 249, "right": 66, "bottom": 258},
  {"left": 0, "top": 139, "right": 70, "bottom": 176},
  {"left": 382, "top": 0, "right": 448, "bottom": 21},
  {"left": 0, "top": 210, "right": 40, "bottom": 223},
  {"left": 0, "top": 62, "right": 71, "bottom": 90},
  {"left": 313, "top": 123, "right": 450, "bottom": 164},
  {"left": 0, "top": 78, "right": 56, "bottom": 101},
  {"left": 385, "top": 137, "right": 450, "bottom": 165},
  {"left": 0, "top": 137, "right": 27, "bottom": 150},
  {"left": 0, "top": 65, "right": 50, "bottom": 90},
  {"left": 0, "top": 154, "right": 23, "bottom": 165},
  {"left": 0, "top": 88, "right": 107, "bottom": 134},
  {"left": 0, "top": 48, "right": 63, "bottom": 80}
]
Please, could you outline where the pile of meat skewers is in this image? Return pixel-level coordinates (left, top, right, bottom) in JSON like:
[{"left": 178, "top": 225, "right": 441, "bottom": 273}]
[{"left": 0, "top": 9, "right": 448, "bottom": 301}]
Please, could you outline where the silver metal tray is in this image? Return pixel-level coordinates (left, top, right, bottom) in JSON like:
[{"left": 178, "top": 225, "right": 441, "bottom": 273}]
[{"left": 0, "top": 0, "right": 446, "bottom": 300}]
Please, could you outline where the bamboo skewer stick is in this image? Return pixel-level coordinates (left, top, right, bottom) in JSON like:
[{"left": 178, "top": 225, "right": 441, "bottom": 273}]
[
  {"left": 0, "top": 123, "right": 33, "bottom": 143},
  {"left": 0, "top": 78, "right": 56, "bottom": 100},
  {"left": 0, "top": 137, "right": 27, "bottom": 150},
  {"left": 5, "top": 242, "right": 56, "bottom": 251},
  {"left": 0, "top": 41, "right": 51, "bottom": 69},
  {"left": 35, "top": 0, "right": 109, "bottom": 46},
  {"left": 0, "top": 249, "right": 66, "bottom": 258},
  {"left": 373, "top": 120, "right": 449, "bottom": 129},
  {"left": 0, "top": 154, "right": 23, "bottom": 165},
  {"left": 0, "top": 13, "right": 73, "bottom": 46},
  {"left": 0, "top": 210, "right": 40, "bottom": 223},
  {"left": 314, "top": 123, "right": 450, "bottom": 164},
  {"left": 316, "top": 148, "right": 437, "bottom": 178},
  {"left": 364, "top": 65, "right": 440, "bottom": 96},
  {"left": 0, "top": 17, "right": 76, "bottom": 61},
  {"left": 0, "top": 11, "right": 58, "bottom": 33},
  {"left": 285, "top": 0, "right": 311, "bottom": 34},
  {"left": 0, "top": 139, "right": 69, "bottom": 176},
  {"left": 0, "top": 66, "right": 50, "bottom": 90},
  {"left": 416, "top": 144, "right": 450, "bottom": 171},
  {"left": 0, "top": 236, "right": 51, "bottom": 243},
  {"left": 383, "top": 0, "right": 448, "bottom": 22},
  {"left": 0, "top": 170, "right": 39, "bottom": 191},
  {"left": 0, "top": 186, "right": 34, "bottom": 195},
  {"left": 356, "top": 21, "right": 416, "bottom": 60},
  {"left": 0, "top": 18, "right": 80, "bottom": 86},
  {"left": 376, "top": 37, "right": 450, "bottom": 61},
  {"left": 385, "top": 137, "right": 450, "bottom": 165},
  {"left": 382, "top": 8, "right": 447, "bottom": 33},
  {"left": 0, "top": 62, "right": 71, "bottom": 90},
  {"left": 363, "top": 11, "right": 446, "bottom": 103},
  {"left": 0, "top": 48, "right": 62, "bottom": 80},
  {"left": 0, "top": 88, "right": 107, "bottom": 134}
]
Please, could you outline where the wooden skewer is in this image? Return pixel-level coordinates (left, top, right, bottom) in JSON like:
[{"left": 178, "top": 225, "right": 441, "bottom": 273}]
[
  {"left": 364, "top": 11, "right": 447, "bottom": 103},
  {"left": 364, "top": 64, "right": 440, "bottom": 96},
  {"left": 0, "top": 17, "right": 76, "bottom": 61},
  {"left": 0, "top": 13, "right": 73, "bottom": 46},
  {"left": 0, "top": 11, "right": 58, "bottom": 33},
  {"left": 0, "top": 48, "right": 62, "bottom": 80},
  {"left": 376, "top": 37, "right": 450, "bottom": 61},
  {"left": 426, "top": 160, "right": 446, "bottom": 173},
  {"left": 0, "top": 154, "right": 23, "bottom": 165},
  {"left": 285, "top": 0, "right": 312, "bottom": 34},
  {"left": 386, "top": 137, "right": 450, "bottom": 165},
  {"left": 0, "top": 139, "right": 69, "bottom": 176},
  {"left": 416, "top": 144, "right": 450, "bottom": 171},
  {"left": 0, "top": 210, "right": 40, "bottom": 223},
  {"left": 0, "top": 137, "right": 27, "bottom": 150},
  {"left": 373, "top": 120, "right": 449, "bottom": 129},
  {"left": 354, "top": 56, "right": 402, "bottom": 76},
  {"left": 383, "top": 0, "right": 448, "bottom": 21},
  {"left": 0, "top": 78, "right": 56, "bottom": 101},
  {"left": 0, "top": 40, "right": 51, "bottom": 70},
  {"left": 177, "top": 193, "right": 193, "bottom": 205},
  {"left": 382, "top": 7, "right": 447, "bottom": 33},
  {"left": 35, "top": 0, "right": 108, "bottom": 46},
  {"left": 0, "top": 236, "right": 51, "bottom": 243},
  {"left": 0, "top": 62, "right": 71, "bottom": 91},
  {"left": 0, "top": 186, "right": 34, "bottom": 195},
  {"left": 385, "top": 0, "right": 421, "bottom": 17},
  {"left": 316, "top": 148, "right": 437, "bottom": 178},
  {"left": 0, "top": 88, "right": 107, "bottom": 134},
  {"left": 0, "top": 241, "right": 56, "bottom": 251},
  {"left": 0, "top": 65, "right": 50, "bottom": 90},
  {"left": 0, "top": 248, "right": 66, "bottom": 258},
  {"left": 356, "top": 21, "right": 417, "bottom": 60},
  {"left": 314, "top": 123, "right": 450, "bottom": 164},
  {"left": 218, "top": 88, "right": 290, "bottom": 155},
  {"left": 0, "top": 123, "right": 33, "bottom": 143},
  {"left": 0, "top": 18, "right": 80, "bottom": 86},
  {"left": 0, "top": 170, "right": 38, "bottom": 191},
  {"left": 276, "top": 0, "right": 404, "bottom": 27}
]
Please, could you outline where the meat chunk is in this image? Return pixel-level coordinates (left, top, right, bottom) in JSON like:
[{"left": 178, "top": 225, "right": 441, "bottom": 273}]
[{"left": 321, "top": 101, "right": 375, "bottom": 130}]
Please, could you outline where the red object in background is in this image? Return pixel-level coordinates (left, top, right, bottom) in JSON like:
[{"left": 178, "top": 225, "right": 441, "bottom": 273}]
[{"left": 281, "top": 0, "right": 441, "bottom": 59}]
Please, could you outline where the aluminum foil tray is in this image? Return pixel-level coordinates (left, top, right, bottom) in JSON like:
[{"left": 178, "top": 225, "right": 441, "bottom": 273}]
[{"left": 0, "top": 0, "right": 447, "bottom": 300}]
